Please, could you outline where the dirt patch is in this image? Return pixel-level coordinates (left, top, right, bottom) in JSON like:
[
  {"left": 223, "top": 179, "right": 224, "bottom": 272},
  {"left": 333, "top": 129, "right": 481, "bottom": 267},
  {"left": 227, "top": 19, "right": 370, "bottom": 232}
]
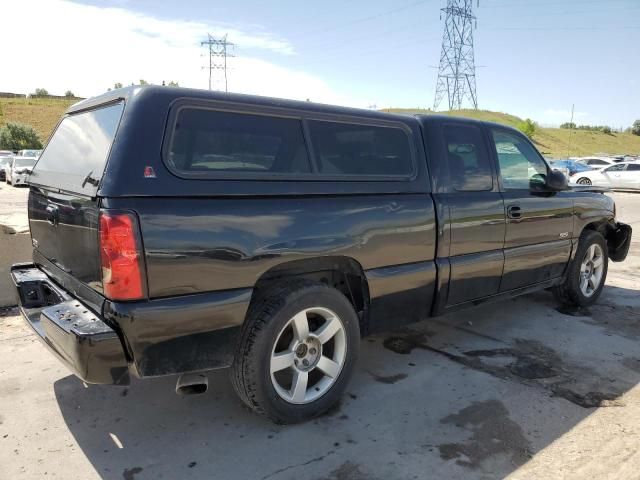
[
  {"left": 368, "top": 372, "right": 408, "bottom": 384},
  {"left": 438, "top": 400, "right": 531, "bottom": 469},
  {"left": 551, "top": 385, "right": 624, "bottom": 408},
  {"left": 465, "top": 340, "right": 562, "bottom": 380},
  {"left": 557, "top": 302, "right": 640, "bottom": 340},
  {"left": 622, "top": 357, "right": 640, "bottom": 373},
  {"left": 383, "top": 332, "right": 430, "bottom": 355},
  {"left": 122, "top": 467, "right": 143, "bottom": 480},
  {"left": 383, "top": 331, "right": 627, "bottom": 410},
  {"left": 556, "top": 306, "right": 592, "bottom": 317},
  {"left": 320, "top": 461, "right": 370, "bottom": 480}
]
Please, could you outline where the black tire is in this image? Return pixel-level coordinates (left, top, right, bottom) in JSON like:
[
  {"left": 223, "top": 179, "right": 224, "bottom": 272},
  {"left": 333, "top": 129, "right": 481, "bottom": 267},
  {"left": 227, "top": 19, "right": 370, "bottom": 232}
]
[
  {"left": 576, "top": 177, "right": 592, "bottom": 186},
  {"left": 552, "top": 230, "right": 608, "bottom": 307},
  {"left": 231, "top": 280, "right": 360, "bottom": 424}
]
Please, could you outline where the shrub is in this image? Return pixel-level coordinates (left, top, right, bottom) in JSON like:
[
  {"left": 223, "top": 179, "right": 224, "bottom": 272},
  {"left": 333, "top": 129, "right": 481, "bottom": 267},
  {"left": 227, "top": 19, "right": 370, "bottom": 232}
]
[
  {"left": 560, "top": 122, "right": 576, "bottom": 129},
  {"left": 0, "top": 122, "right": 43, "bottom": 150},
  {"left": 632, "top": 120, "right": 640, "bottom": 136},
  {"left": 518, "top": 118, "right": 537, "bottom": 139},
  {"left": 602, "top": 126, "right": 612, "bottom": 135},
  {"left": 65, "top": 90, "right": 75, "bottom": 98},
  {"left": 31, "top": 88, "right": 49, "bottom": 97}
]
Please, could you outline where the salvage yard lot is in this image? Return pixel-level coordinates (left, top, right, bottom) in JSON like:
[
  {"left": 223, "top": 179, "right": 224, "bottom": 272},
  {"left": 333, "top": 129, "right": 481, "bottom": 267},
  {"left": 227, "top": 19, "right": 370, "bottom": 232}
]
[{"left": 0, "top": 185, "right": 639, "bottom": 480}]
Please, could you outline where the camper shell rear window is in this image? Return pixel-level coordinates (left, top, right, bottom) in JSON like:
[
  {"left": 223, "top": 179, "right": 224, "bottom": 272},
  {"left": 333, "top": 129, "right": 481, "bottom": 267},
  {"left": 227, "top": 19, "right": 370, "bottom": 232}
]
[{"left": 30, "top": 101, "right": 124, "bottom": 195}]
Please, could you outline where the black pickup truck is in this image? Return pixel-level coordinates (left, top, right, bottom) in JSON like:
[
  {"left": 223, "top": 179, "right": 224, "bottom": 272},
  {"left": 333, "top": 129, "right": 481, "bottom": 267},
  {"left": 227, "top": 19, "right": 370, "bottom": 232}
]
[{"left": 11, "top": 86, "right": 631, "bottom": 423}]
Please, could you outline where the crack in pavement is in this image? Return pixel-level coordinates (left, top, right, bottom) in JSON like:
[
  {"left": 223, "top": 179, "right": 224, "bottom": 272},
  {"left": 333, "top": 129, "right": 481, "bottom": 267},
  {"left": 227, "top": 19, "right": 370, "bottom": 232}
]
[{"left": 260, "top": 450, "right": 335, "bottom": 480}]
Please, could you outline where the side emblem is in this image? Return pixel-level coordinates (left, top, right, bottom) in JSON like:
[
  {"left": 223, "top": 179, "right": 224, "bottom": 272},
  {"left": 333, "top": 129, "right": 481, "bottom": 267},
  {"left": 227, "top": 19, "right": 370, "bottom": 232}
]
[{"left": 559, "top": 232, "right": 569, "bottom": 239}]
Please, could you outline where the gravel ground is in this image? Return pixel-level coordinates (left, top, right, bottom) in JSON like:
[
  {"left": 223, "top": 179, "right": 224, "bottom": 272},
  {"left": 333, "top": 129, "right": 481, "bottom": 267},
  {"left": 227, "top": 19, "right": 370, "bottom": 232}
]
[{"left": 0, "top": 189, "right": 638, "bottom": 480}]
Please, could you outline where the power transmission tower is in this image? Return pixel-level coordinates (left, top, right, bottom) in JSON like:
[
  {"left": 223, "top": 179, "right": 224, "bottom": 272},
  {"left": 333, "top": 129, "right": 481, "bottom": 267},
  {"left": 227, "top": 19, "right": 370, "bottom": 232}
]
[
  {"left": 201, "top": 34, "right": 235, "bottom": 92},
  {"left": 433, "top": 0, "right": 479, "bottom": 111}
]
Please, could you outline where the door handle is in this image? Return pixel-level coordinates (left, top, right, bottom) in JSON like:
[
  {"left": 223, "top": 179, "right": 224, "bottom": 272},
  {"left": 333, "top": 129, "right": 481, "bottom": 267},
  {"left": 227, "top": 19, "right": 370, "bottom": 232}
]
[
  {"left": 507, "top": 205, "right": 522, "bottom": 219},
  {"left": 46, "top": 205, "right": 59, "bottom": 226}
]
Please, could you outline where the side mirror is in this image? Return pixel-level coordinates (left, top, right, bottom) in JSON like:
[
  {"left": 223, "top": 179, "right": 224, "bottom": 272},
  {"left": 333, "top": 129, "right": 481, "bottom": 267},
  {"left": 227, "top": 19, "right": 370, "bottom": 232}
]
[{"left": 546, "top": 169, "right": 568, "bottom": 191}]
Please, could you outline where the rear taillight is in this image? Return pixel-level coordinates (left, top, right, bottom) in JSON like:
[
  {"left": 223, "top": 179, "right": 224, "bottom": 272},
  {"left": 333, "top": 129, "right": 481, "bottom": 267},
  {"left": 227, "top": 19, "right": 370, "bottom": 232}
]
[{"left": 99, "top": 210, "right": 145, "bottom": 301}]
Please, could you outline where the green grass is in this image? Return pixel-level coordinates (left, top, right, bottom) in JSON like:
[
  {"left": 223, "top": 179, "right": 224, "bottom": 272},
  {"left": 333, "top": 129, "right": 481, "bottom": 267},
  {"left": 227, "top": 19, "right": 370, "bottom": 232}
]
[
  {"left": 1, "top": 98, "right": 638, "bottom": 159},
  {"left": 384, "top": 108, "right": 640, "bottom": 158},
  {"left": 0, "top": 97, "right": 76, "bottom": 143}
]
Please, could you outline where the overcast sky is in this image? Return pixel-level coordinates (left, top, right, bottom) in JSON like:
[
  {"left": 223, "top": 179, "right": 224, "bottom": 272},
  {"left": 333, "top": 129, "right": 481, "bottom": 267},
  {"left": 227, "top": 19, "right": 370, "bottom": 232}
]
[{"left": 2, "top": 0, "right": 639, "bottom": 127}]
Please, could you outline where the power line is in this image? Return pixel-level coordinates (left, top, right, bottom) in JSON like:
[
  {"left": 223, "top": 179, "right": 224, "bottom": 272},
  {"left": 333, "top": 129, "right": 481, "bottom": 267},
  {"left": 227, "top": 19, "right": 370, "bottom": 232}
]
[
  {"left": 287, "top": 0, "right": 430, "bottom": 40},
  {"left": 201, "top": 33, "right": 235, "bottom": 92},
  {"left": 434, "top": 0, "right": 479, "bottom": 111}
]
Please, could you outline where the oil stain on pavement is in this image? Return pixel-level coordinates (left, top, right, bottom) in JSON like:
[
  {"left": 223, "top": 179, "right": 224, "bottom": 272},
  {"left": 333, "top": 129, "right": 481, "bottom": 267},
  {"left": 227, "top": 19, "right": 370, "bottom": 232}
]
[{"left": 437, "top": 400, "right": 532, "bottom": 469}]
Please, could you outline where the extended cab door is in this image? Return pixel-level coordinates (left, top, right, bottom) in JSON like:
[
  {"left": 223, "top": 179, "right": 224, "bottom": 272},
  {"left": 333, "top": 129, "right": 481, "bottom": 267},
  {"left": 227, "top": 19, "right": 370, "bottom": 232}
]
[
  {"left": 430, "top": 121, "right": 506, "bottom": 307},
  {"left": 489, "top": 127, "right": 573, "bottom": 291}
]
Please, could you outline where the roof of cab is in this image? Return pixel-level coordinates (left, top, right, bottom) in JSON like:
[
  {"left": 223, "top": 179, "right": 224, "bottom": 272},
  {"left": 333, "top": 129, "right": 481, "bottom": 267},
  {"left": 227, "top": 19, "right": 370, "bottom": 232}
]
[{"left": 415, "top": 113, "right": 521, "bottom": 134}]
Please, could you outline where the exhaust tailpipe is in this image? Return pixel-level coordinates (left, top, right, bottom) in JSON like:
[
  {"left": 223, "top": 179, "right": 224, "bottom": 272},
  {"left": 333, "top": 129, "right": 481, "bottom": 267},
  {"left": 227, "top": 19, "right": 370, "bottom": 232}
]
[{"left": 176, "top": 373, "right": 208, "bottom": 395}]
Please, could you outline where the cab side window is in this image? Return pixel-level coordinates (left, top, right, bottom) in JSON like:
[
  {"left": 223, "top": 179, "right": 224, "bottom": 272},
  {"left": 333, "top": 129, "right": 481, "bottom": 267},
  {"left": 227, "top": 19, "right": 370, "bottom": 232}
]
[
  {"left": 491, "top": 129, "right": 548, "bottom": 190},
  {"left": 604, "top": 164, "right": 626, "bottom": 172},
  {"left": 627, "top": 164, "right": 640, "bottom": 171},
  {"left": 443, "top": 124, "right": 493, "bottom": 191}
]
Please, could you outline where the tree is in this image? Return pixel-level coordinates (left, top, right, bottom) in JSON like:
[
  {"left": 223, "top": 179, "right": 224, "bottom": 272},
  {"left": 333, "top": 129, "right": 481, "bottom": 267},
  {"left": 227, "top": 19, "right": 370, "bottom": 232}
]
[
  {"left": 560, "top": 122, "right": 576, "bottom": 129},
  {"left": 65, "top": 90, "right": 75, "bottom": 98},
  {"left": 0, "top": 123, "right": 43, "bottom": 150},
  {"left": 167, "top": 80, "right": 179, "bottom": 87},
  {"left": 139, "top": 79, "right": 149, "bottom": 85},
  {"left": 114, "top": 82, "right": 123, "bottom": 89},
  {"left": 518, "top": 118, "right": 537, "bottom": 139},
  {"left": 602, "top": 126, "right": 612, "bottom": 135},
  {"left": 632, "top": 120, "right": 640, "bottom": 136},
  {"left": 32, "top": 88, "right": 49, "bottom": 97}
]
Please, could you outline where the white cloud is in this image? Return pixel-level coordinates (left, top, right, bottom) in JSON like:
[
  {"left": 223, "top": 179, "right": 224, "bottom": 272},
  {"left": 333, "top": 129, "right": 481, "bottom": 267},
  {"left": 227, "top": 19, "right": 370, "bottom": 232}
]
[{"left": 0, "top": 0, "right": 345, "bottom": 104}]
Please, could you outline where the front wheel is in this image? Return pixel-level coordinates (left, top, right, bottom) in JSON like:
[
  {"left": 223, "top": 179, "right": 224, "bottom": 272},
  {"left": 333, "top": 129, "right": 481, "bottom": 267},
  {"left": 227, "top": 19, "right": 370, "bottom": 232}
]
[
  {"left": 553, "top": 230, "right": 608, "bottom": 306},
  {"left": 576, "top": 177, "right": 592, "bottom": 185},
  {"left": 231, "top": 280, "right": 360, "bottom": 424}
]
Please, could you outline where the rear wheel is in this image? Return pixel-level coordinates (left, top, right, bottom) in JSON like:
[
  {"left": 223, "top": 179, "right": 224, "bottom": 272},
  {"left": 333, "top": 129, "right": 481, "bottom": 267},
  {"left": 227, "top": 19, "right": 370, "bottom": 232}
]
[
  {"left": 576, "top": 177, "right": 592, "bottom": 185},
  {"left": 553, "top": 230, "right": 608, "bottom": 306},
  {"left": 231, "top": 280, "right": 360, "bottom": 424}
]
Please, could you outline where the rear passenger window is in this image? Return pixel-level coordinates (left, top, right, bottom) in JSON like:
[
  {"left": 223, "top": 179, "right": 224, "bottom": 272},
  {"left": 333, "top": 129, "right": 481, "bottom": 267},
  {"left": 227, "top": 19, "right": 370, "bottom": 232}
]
[
  {"left": 167, "top": 108, "right": 311, "bottom": 175},
  {"left": 307, "top": 120, "right": 413, "bottom": 177},
  {"left": 443, "top": 125, "right": 493, "bottom": 191}
]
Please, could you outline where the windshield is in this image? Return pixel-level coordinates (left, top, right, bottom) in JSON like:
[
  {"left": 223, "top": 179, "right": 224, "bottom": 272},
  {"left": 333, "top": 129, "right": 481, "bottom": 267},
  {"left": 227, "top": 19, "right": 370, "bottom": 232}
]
[
  {"left": 0, "top": 157, "right": 11, "bottom": 167},
  {"left": 14, "top": 158, "right": 37, "bottom": 168},
  {"left": 20, "top": 150, "right": 40, "bottom": 158}
]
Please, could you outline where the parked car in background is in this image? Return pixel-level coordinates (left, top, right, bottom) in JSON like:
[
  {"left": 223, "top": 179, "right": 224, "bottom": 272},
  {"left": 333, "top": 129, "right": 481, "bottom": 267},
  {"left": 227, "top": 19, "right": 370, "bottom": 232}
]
[
  {"left": 0, "top": 150, "right": 15, "bottom": 156},
  {"left": 571, "top": 162, "right": 640, "bottom": 189},
  {"left": 549, "top": 159, "right": 593, "bottom": 178},
  {"left": 17, "top": 149, "right": 42, "bottom": 159},
  {"left": 10, "top": 86, "right": 632, "bottom": 424},
  {"left": 0, "top": 154, "right": 13, "bottom": 181},
  {"left": 574, "top": 157, "right": 617, "bottom": 167},
  {"left": 6, "top": 156, "right": 37, "bottom": 186}
]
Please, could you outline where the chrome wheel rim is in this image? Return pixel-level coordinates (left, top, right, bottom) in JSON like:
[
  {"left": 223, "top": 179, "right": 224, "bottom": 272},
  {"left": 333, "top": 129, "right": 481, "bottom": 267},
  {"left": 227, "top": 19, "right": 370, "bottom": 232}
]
[
  {"left": 270, "top": 307, "right": 346, "bottom": 404},
  {"left": 580, "top": 243, "right": 604, "bottom": 297},
  {"left": 577, "top": 178, "right": 592, "bottom": 185}
]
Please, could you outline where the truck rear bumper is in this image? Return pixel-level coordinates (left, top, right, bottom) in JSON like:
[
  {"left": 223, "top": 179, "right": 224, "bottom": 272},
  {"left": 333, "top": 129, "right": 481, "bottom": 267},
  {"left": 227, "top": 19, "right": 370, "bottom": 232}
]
[{"left": 10, "top": 263, "right": 129, "bottom": 385}]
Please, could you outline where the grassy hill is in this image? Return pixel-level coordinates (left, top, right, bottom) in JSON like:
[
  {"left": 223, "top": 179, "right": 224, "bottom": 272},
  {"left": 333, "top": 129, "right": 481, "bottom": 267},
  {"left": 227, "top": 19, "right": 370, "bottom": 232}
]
[
  {"left": 0, "top": 97, "right": 76, "bottom": 143},
  {"left": 385, "top": 108, "right": 640, "bottom": 158},
  {"left": 1, "top": 97, "right": 639, "bottom": 158}
]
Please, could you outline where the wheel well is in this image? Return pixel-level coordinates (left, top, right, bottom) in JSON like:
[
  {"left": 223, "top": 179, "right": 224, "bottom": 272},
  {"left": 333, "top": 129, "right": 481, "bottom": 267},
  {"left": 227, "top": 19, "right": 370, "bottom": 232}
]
[
  {"left": 582, "top": 220, "right": 610, "bottom": 237},
  {"left": 252, "top": 257, "right": 370, "bottom": 329}
]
